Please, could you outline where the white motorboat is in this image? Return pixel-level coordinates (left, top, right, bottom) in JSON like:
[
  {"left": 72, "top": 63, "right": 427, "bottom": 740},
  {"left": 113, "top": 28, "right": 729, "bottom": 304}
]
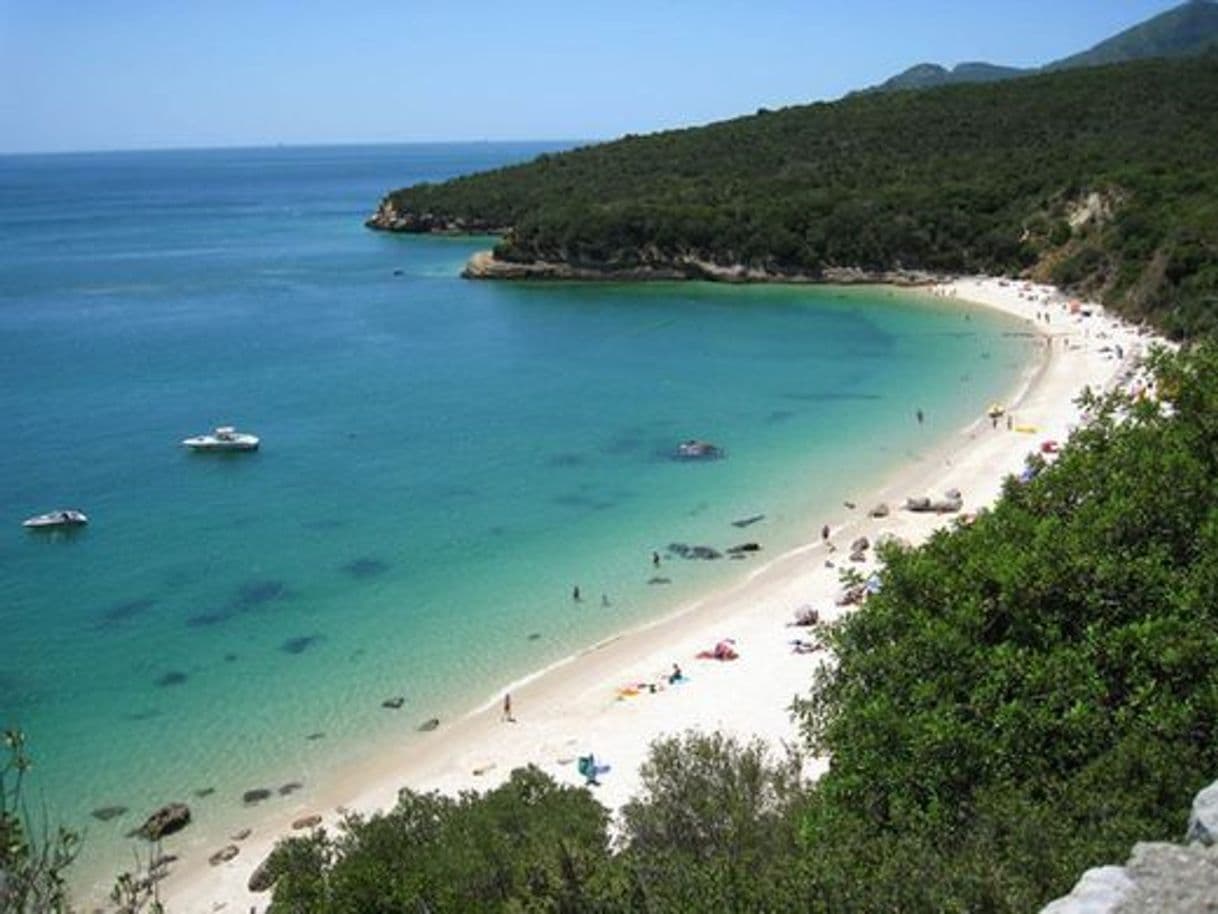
[
  {"left": 182, "top": 426, "right": 260, "bottom": 452},
  {"left": 24, "top": 509, "right": 88, "bottom": 529}
]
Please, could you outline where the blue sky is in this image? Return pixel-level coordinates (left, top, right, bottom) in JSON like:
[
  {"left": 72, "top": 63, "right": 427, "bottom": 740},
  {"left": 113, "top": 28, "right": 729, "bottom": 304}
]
[{"left": 0, "top": 0, "right": 1186, "bottom": 153}]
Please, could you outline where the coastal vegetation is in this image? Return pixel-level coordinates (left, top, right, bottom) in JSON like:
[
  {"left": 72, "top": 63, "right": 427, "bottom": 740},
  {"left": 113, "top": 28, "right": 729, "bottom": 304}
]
[
  {"left": 373, "top": 55, "right": 1218, "bottom": 338},
  {"left": 257, "top": 344, "right": 1218, "bottom": 912}
]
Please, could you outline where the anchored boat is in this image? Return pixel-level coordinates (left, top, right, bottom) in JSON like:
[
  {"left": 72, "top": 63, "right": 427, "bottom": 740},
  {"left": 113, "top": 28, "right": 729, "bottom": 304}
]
[
  {"left": 182, "top": 426, "right": 260, "bottom": 452},
  {"left": 24, "top": 509, "right": 88, "bottom": 529}
]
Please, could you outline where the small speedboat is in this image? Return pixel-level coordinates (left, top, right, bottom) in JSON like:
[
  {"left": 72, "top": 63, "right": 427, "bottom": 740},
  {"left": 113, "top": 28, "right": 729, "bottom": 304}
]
[
  {"left": 182, "top": 426, "right": 260, "bottom": 452},
  {"left": 24, "top": 509, "right": 88, "bottom": 529}
]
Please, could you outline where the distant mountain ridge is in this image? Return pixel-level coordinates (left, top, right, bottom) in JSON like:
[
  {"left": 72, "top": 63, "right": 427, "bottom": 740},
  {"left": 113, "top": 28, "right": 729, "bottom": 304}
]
[{"left": 861, "top": 0, "right": 1218, "bottom": 93}]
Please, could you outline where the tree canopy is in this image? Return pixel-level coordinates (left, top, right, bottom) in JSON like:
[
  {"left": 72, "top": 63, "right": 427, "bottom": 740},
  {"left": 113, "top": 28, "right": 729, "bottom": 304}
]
[{"left": 377, "top": 56, "right": 1218, "bottom": 338}]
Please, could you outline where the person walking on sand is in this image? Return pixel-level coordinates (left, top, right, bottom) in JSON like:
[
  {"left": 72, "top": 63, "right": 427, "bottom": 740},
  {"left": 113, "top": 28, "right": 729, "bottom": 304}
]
[{"left": 502, "top": 692, "right": 514, "bottom": 723}]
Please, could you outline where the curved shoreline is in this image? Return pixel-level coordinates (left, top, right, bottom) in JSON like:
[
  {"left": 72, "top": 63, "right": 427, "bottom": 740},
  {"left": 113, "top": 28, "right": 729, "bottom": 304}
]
[{"left": 157, "top": 277, "right": 1154, "bottom": 913}]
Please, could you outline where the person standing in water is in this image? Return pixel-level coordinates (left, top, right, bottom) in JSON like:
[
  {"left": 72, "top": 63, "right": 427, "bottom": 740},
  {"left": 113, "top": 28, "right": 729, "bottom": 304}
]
[
  {"left": 821, "top": 524, "right": 830, "bottom": 542},
  {"left": 652, "top": 551, "right": 661, "bottom": 568},
  {"left": 916, "top": 408, "right": 925, "bottom": 425},
  {"left": 572, "top": 585, "right": 581, "bottom": 602}
]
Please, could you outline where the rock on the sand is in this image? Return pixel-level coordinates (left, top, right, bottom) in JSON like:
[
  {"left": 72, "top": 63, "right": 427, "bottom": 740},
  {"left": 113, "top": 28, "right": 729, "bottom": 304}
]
[
  {"left": 292, "top": 814, "right": 322, "bottom": 830},
  {"left": 136, "top": 803, "right": 191, "bottom": 841},
  {"left": 1187, "top": 780, "right": 1218, "bottom": 846}
]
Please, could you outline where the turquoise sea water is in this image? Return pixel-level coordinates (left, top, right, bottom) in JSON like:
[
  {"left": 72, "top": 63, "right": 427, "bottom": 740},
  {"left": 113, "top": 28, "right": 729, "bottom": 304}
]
[{"left": 0, "top": 144, "right": 1035, "bottom": 894}]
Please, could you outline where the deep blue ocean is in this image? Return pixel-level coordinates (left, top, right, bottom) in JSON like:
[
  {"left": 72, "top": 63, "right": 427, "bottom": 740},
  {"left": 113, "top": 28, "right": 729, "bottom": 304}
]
[{"left": 0, "top": 143, "right": 1033, "bottom": 893}]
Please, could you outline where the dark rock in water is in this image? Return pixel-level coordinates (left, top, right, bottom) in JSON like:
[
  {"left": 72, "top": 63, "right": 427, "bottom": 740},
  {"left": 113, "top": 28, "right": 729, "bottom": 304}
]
[
  {"left": 765, "top": 409, "right": 795, "bottom": 424},
  {"left": 292, "top": 814, "right": 322, "bottom": 830},
  {"left": 527, "top": 632, "right": 542, "bottom": 641},
  {"left": 392, "top": 269, "right": 404, "bottom": 276},
  {"left": 341, "top": 557, "right": 389, "bottom": 579},
  {"left": 232, "top": 579, "right": 288, "bottom": 610},
  {"left": 194, "top": 787, "right": 215, "bottom": 798},
  {"left": 136, "top": 803, "right": 191, "bottom": 840},
  {"left": 223, "top": 653, "right": 238, "bottom": 663},
  {"left": 382, "top": 697, "right": 405, "bottom": 709},
  {"left": 278, "top": 782, "right": 303, "bottom": 796},
  {"left": 91, "top": 805, "right": 128, "bottom": 822},
  {"left": 126, "top": 708, "right": 161, "bottom": 721},
  {"left": 673, "top": 439, "right": 724, "bottom": 460},
  {"left": 547, "top": 452, "right": 586, "bottom": 468},
  {"left": 306, "top": 731, "right": 325, "bottom": 741},
  {"left": 281, "top": 634, "right": 321, "bottom": 655},
  {"left": 150, "top": 853, "right": 178, "bottom": 871},
  {"left": 232, "top": 828, "right": 252, "bottom": 841},
  {"left": 242, "top": 788, "right": 272, "bottom": 805},
  {"left": 97, "top": 598, "right": 156, "bottom": 628},
  {"left": 248, "top": 855, "right": 277, "bottom": 892},
  {"left": 726, "top": 543, "right": 762, "bottom": 555},
  {"left": 418, "top": 717, "right": 440, "bottom": 732},
  {"left": 185, "top": 610, "right": 231, "bottom": 628},
  {"left": 209, "top": 844, "right": 240, "bottom": 866},
  {"left": 156, "top": 671, "right": 188, "bottom": 687},
  {"left": 667, "top": 543, "right": 722, "bottom": 560},
  {"left": 647, "top": 576, "right": 672, "bottom": 585},
  {"left": 729, "top": 554, "right": 746, "bottom": 560},
  {"left": 731, "top": 514, "right": 766, "bottom": 529}
]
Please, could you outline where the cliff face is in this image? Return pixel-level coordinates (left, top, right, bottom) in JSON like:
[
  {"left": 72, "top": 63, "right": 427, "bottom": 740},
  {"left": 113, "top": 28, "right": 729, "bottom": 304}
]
[{"left": 364, "top": 197, "right": 508, "bottom": 235}]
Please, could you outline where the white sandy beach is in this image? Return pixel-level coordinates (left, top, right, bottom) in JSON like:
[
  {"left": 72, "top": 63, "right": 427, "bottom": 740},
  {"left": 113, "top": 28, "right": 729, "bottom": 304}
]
[{"left": 157, "top": 277, "right": 1158, "bottom": 913}]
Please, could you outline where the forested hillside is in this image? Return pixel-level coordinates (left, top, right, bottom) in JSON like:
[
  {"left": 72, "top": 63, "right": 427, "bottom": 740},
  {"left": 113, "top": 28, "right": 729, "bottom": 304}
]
[{"left": 371, "top": 56, "right": 1218, "bottom": 338}]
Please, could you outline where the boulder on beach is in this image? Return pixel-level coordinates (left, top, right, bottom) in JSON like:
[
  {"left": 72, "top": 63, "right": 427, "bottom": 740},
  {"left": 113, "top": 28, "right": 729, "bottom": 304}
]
[
  {"left": 418, "top": 717, "right": 440, "bottom": 732},
  {"left": 136, "top": 803, "right": 191, "bottom": 841},
  {"left": 868, "top": 503, "right": 890, "bottom": 518},
  {"left": 726, "top": 542, "right": 761, "bottom": 555},
  {"left": 231, "top": 828, "right": 252, "bottom": 841},
  {"left": 292, "top": 814, "right": 322, "bottom": 830},
  {"left": 850, "top": 536, "right": 870, "bottom": 553},
  {"left": 849, "top": 550, "right": 867, "bottom": 563},
  {"left": 278, "top": 781, "right": 303, "bottom": 796}
]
